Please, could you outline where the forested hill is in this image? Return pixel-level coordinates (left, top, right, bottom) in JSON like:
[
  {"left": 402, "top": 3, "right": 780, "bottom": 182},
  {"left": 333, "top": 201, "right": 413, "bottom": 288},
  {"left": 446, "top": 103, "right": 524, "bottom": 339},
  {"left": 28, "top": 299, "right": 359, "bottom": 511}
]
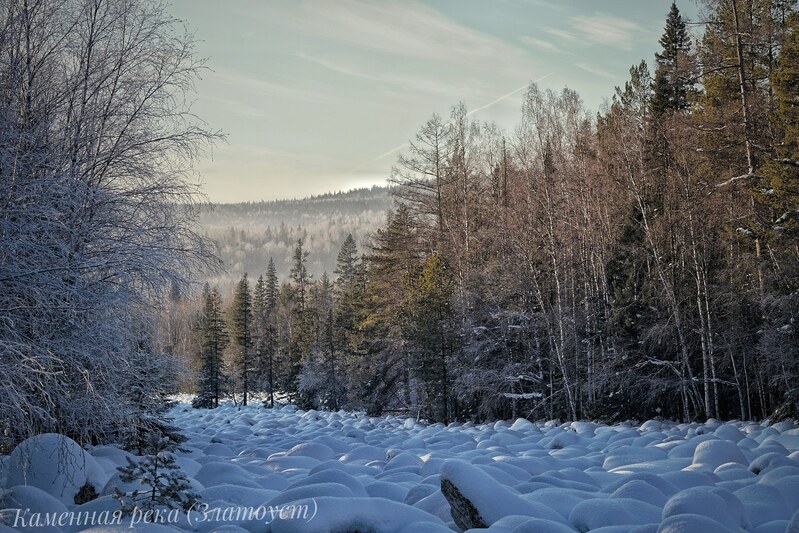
[{"left": 198, "top": 186, "right": 393, "bottom": 289}]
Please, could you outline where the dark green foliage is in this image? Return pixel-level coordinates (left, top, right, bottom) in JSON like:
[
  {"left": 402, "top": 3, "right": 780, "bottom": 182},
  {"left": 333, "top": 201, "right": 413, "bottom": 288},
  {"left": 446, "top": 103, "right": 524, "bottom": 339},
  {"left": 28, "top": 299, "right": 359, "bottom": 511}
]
[
  {"left": 403, "top": 254, "right": 456, "bottom": 423},
  {"left": 74, "top": 483, "right": 98, "bottom": 505},
  {"left": 258, "top": 258, "right": 280, "bottom": 408},
  {"left": 115, "top": 434, "right": 199, "bottom": 515},
  {"left": 651, "top": 2, "right": 694, "bottom": 115},
  {"left": 335, "top": 234, "right": 359, "bottom": 289},
  {"left": 229, "top": 274, "right": 254, "bottom": 405},
  {"left": 759, "top": 13, "right": 799, "bottom": 245},
  {"left": 193, "top": 285, "right": 228, "bottom": 409}
]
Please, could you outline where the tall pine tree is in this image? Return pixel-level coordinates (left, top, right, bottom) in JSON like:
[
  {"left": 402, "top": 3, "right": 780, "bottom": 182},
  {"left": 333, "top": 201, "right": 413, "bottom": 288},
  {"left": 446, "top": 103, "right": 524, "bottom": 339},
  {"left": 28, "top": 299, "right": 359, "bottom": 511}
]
[
  {"left": 229, "top": 274, "right": 253, "bottom": 405},
  {"left": 403, "top": 253, "right": 455, "bottom": 424},
  {"left": 263, "top": 258, "right": 279, "bottom": 407},
  {"left": 194, "top": 285, "right": 228, "bottom": 409},
  {"left": 652, "top": 2, "right": 694, "bottom": 115}
]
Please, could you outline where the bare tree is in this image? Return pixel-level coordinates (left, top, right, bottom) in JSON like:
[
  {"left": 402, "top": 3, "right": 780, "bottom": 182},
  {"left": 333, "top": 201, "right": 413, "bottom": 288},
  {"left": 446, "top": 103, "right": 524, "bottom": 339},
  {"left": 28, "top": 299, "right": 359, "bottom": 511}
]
[{"left": 0, "top": 0, "right": 219, "bottom": 448}]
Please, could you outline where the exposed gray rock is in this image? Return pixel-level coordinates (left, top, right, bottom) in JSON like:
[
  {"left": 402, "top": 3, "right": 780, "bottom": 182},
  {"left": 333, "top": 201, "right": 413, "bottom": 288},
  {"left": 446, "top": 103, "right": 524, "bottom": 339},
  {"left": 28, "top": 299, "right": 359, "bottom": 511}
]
[{"left": 440, "top": 477, "right": 487, "bottom": 531}]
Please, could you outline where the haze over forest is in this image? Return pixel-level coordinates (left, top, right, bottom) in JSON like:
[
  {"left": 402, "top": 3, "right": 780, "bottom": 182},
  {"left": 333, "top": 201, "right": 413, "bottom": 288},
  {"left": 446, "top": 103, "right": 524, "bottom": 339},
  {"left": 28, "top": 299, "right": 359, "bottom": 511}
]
[{"left": 199, "top": 186, "right": 393, "bottom": 290}]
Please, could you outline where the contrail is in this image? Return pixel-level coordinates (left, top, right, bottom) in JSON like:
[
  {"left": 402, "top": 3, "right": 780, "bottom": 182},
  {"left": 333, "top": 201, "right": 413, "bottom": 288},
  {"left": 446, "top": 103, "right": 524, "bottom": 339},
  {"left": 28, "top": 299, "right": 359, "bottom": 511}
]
[
  {"left": 347, "top": 73, "right": 552, "bottom": 175},
  {"left": 465, "top": 75, "right": 550, "bottom": 118}
]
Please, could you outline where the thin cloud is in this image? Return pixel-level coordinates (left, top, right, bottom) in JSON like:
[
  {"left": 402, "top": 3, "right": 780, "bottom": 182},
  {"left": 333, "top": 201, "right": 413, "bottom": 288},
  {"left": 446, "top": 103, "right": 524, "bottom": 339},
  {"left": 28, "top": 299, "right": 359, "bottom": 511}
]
[
  {"left": 208, "top": 67, "right": 337, "bottom": 104},
  {"left": 290, "top": 0, "right": 529, "bottom": 74},
  {"left": 519, "top": 36, "right": 563, "bottom": 53},
  {"left": 203, "top": 95, "right": 274, "bottom": 121},
  {"left": 296, "top": 52, "right": 463, "bottom": 96},
  {"left": 575, "top": 62, "right": 616, "bottom": 80},
  {"left": 570, "top": 14, "right": 644, "bottom": 51},
  {"left": 541, "top": 27, "right": 578, "bottom": 42}
]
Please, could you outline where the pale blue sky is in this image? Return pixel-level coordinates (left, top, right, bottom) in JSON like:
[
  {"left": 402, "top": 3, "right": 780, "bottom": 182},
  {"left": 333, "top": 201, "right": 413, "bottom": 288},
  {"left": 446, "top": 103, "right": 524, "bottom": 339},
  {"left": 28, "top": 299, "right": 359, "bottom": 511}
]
[{"left": 168, "top": 0, "right": 700, "bottom": 202}]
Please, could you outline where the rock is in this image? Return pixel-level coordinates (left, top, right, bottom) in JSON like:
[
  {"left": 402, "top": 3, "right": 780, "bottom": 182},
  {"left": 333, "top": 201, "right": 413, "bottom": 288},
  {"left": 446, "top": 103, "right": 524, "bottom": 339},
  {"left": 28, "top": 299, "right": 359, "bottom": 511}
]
[{"left": 440, "top": 477, "right": 487, "bottom": 530}]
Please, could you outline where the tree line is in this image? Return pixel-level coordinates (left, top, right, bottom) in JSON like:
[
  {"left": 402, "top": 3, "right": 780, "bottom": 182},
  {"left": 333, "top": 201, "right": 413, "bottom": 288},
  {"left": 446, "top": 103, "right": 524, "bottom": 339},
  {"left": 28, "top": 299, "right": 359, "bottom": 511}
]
[{"left": 187, "top": 0, "right": 798, "bottom": 424}]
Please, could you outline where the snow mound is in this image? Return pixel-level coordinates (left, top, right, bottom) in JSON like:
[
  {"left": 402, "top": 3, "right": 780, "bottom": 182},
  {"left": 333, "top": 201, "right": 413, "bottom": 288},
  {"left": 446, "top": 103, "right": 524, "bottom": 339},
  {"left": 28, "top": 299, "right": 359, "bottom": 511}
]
[
  {"left": 282, "top": 442, "right": 335, "bottom": 461},
  {"left": 195, "top": 461, "right": 262, "bottom": 488},
  {"left": 688, "top": 439, "right": 748, "bottom": 471},
  {"left": 569, "top": 497, "right": 661, "bottom": 531},
  {"left": 266, "top": 497, "right": 442, "bottom": 533},
  {"left": 0, "top": 484, "right": 69, "bottom": 530},
  {"left": 662, "top": 486, "right": 747, "bottom": 530},
  {"left": 604, "top": 447, "right": 668, "bottom": 470},
  {"left": 609, "top": 479, "right": 668, "bottom": 507},
  {"left": 733, "top": 483, "right": 790, "bottom": 526},
  {"left": 6, "top": 433, "right": 106, "bottom": 505},
  {"left": 658, "top": 513, "right": 736, "bottom": 533}
]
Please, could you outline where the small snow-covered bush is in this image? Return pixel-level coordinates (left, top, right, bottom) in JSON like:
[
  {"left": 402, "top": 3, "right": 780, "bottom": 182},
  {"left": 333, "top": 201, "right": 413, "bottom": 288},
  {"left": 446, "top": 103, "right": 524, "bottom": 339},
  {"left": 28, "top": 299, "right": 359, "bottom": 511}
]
[{"left": 114, "top": 435, "right": 199, "bottom": 514}]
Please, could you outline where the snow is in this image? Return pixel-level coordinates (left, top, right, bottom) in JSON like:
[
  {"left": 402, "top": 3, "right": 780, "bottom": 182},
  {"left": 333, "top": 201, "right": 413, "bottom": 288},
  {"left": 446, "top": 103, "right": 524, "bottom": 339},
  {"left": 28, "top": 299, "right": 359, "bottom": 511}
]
[
  {"left": 5, "top": 434, "right": 107, "bottom": 505},
  {"left": 1, "top": 403, "right": 798, "bottom": 532}
]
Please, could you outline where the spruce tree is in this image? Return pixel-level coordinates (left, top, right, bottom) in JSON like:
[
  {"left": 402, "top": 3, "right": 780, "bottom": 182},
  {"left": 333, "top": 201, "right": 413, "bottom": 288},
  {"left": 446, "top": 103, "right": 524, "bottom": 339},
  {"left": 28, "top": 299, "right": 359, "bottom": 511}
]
[
  {"left": 229, "top": 274, "right": 254, "bottom": 405},
  {"left": 263, "top": 258, "right": 279, "bottom": 407},
  {"left": 334, "top": 234, "right": 359, "bottom": 289},
  {"left": 115, "top": 433, "right": 199, "bottom": 515},
  {"left": 333, "top": 236, "right": 362, "bottom": 376},
  {"left": 265, "top": 257, "right": 279, "bottom": 312},
  {"left": 193, "top": 286, "right": 228, "bottom": 409},
  {"left": 403, "top": 253, "right": 455, "bottom": 424},
  {"left": 290, "top": 239, "right": 311, "bottom": 310},
  {"left": 253, "top": 274, "right": 267, "bottom": 392},
  {"left": 760, "top": 12, "right": 799, "bottom": 244},
  {"left": 652, "top": 2, "right": 693, "bottom": 115}
]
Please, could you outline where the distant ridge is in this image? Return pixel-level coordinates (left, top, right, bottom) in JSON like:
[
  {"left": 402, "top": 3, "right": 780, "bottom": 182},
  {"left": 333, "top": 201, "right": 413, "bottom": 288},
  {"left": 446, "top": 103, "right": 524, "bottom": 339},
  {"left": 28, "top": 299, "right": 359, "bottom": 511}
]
[
  {"left": 198, "top": 186, "right": 393, "bottom": 292},
  {"left": 208, "top": 185, "right": 393, "bottom": 207}
]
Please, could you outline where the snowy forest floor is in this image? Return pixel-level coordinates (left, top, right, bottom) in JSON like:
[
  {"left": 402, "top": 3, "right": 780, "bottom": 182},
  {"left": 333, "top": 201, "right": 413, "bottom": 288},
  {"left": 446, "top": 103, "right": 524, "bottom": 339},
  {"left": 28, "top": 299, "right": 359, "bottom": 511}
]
[{"left": 2, "top": 401, "right": 799, "bottom": 532}]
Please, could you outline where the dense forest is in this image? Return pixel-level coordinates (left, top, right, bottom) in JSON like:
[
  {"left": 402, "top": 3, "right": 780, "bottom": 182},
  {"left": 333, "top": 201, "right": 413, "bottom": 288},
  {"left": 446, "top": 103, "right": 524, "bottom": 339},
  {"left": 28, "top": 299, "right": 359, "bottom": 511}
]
[
  {"left": 179, "top": 0, "right": 799, "bottom": 425},
  {"left": 198, "top": 187, "right": 392, "bottom": 291}
]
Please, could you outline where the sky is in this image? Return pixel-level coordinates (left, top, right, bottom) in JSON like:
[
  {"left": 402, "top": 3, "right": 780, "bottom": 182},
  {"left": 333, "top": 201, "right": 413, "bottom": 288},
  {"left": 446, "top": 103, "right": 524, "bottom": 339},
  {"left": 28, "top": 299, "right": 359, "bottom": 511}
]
[{"left": 167, "top": 0, "right": 701, "bottom": 203}]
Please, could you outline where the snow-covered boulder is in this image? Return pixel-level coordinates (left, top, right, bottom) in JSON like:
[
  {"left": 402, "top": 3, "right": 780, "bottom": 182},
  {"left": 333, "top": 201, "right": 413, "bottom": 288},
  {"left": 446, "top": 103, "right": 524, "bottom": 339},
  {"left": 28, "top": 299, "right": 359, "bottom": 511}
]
[
  {"left": 439, "top": 459, "right": 566, "bottom": 530},
  {"left": 658, "top": 513, "right": 737, "bottom": 533},
  {"left": 0, "top": 484, "right": 69, "bottom": 531},
  {"left": 569, "top": 497, "right": 661, "bottom": 531},
  {"left": 662, "top": 486, "right": 748, "bottom": 531},
  {"left": 6, "top": 433, "right": 106, "bottom": 505},
  {"left": 264, "top": 497, "right": 442, "bottom": 533},
  {"left": 687, "top": 439, "right": 748, "bottom": 471}
]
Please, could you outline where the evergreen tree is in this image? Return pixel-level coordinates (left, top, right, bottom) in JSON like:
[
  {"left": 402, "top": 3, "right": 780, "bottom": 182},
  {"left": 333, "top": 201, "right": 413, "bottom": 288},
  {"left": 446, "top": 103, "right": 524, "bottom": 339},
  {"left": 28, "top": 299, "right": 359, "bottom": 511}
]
[
  {"left": 355, "top": 206, "right": 420, "bottom": 415},
  {"left": 334, "top": 234, "right": 359, "bottom": 289},
  {"left": 115, "top": 433, "right": 199, "bottom": 515},
  {"left": 286, "top": 243, "right": 314, "bottom": 399},
  {"left": 403, "top": 253, "right": 455, "bottom": 424},
  {"left": 253, "top": 274, "right": 267, "bottom": 390},
  {"left": 263, "top": 258, "right": 280, "bottom": 407},
  {"left": 760, "top": 12, "right": 799, "bottom": 245},
  {"left": 652, "top": 2, "right": 694, "bottom": 115},
  {"left": 333, "top": 237, "right": 363, "bottom": 378},
  {"left": 265, "top": 257, "right": 280, "bottom": 312},
  {"left": 299, "top": 272, "right": 343, "bottom": 409},
  {"left": 193, "top": 286, "right": 228, "bottom": 409},
  {"left": 229, "top": 274, "right": 254, "bottom": 405},
  {"left": 276, "top": 281, "right": 300, "bottom": 397},
  {"left": 756, "top": 13, "right": 799, "bottom": 417},
  {"left": 290, "top": 239, "right": 311, "bottom": 310}
]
